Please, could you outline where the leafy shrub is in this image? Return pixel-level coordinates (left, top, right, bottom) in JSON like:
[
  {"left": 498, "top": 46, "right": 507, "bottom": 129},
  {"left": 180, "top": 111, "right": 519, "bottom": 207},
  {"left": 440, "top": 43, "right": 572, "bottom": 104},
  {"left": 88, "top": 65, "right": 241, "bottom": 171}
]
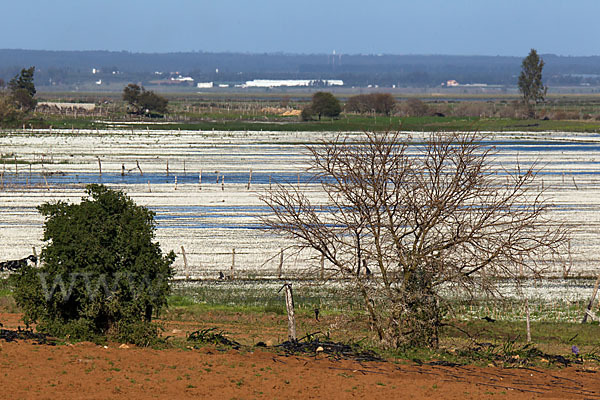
[
  {"left": 13, "top": 184, "right": 175, "bottom": 344},
  {"left": 122, "top": 83, "right": 168, "bottom": 116},
  {"left": 0, "top": 95, "right": 23, "bottom": 126},
  {"left": 301, "top": 105, "right": 314, "bottom": 121},
  {"left": 310, "top": 92, "right": 341, "bottom": 120}
]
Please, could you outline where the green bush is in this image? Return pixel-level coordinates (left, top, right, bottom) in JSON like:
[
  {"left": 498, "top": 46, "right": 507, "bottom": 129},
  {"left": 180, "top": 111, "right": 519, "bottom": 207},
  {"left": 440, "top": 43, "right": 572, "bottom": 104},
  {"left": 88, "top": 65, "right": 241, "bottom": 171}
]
[
  {"left": 0, "top": 95, "right": 23, "bottom": 126},
  {"left": 310, "top": 92, "right": 341, "bottom": 120},
  {"left": 300, "top": 105, "right": 314, "bottom": 121},
  {"left": 123, "top": 83, "right": 168, "bottom": 116},
  {"left": 13, "top": 184, "right": 175, "bottom": 344}
]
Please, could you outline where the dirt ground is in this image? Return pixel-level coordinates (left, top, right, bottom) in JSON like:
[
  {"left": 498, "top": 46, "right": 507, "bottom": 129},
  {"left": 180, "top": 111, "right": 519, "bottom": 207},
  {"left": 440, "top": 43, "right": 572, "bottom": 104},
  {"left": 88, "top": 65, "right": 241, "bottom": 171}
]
[
  {"left": 1, "top": 314, "right": 600, "bottom": 399},
  {"left": 2, "top": 340, "right": 600, "bottom": 399}
]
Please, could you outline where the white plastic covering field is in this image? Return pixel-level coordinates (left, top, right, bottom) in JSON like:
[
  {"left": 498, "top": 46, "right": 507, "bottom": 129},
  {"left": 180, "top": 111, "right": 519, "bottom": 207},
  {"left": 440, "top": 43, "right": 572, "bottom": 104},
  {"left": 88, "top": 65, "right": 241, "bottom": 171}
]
[{"left": 1, "top": 129, "right": 600, "bottom": 281}]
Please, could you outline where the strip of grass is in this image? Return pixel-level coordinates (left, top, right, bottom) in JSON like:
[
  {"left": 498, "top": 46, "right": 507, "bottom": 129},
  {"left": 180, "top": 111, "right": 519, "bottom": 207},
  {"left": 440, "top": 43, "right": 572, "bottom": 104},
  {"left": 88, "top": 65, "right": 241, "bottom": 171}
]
[
  {"left": 2, "top": 279, "right": 600, "bottom": 366},
  {"left": 112, "top": 116, "right": 600, "bottom": 133},
  {"left": 7, "top": 113, "right": 600, "bottom": 133},
  {"left": 444, "top": 319, "right": 600, "bottom": 347}
]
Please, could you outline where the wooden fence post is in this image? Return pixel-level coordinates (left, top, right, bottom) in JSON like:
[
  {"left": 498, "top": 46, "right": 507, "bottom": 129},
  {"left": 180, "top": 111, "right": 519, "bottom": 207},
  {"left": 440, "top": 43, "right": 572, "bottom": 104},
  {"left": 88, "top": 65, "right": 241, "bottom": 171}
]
[
  {"left": 136, "top": 160, "right": 143, "bottom": 176},
  {"left": 32, "top": 246, "right": 38, "bottom": 267},
  {"left": 97, "top": 157, "right": 102, "bottom": 176},
  {"left": 199, "top": 170, "right": 202, "bottom": 190},
  {"left": 181, "top": 245, "right": 189, "bottom": 280},
  {"left": 278, "top": 248, "right": 283, "bottom": 279},
  {"left": 525, "top": 298, "right": 532, "bottom": 343},
  {"left": 121, "top": 164, "right": 125, "bottom": 176},
  {"left": 320, "top": 254, "right": 325, "bottom": 280},
  {"left": 230, "top": 248, "right": 235, "bottom": 279},
  {"left": 282, "top": 283, "right": 297, "bottom": 341},
  {"left": 166, "top": 160, "right": 169, "bottom": 176},
  {"left": 247, "top": 169, "right": 252, "bottom": 190},
  {"left": 221, "top": 175, "right": 225, "bottom": 191},
  {"left": 519, "top": 257, "right": 524, "bottom": 278},
  {"left": 582, "top": 271, "right": 600, "bottom": 323},
  {"left": 564, "top": 240, "right": 572, "bottom": 278}
]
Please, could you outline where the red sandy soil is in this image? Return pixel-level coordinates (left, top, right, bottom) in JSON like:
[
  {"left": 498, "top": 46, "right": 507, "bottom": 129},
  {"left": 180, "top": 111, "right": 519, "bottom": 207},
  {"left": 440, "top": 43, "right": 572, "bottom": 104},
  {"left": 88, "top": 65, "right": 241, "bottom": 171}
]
[{"left": 1, "top": 313, "right": 599, "bottom": 399}]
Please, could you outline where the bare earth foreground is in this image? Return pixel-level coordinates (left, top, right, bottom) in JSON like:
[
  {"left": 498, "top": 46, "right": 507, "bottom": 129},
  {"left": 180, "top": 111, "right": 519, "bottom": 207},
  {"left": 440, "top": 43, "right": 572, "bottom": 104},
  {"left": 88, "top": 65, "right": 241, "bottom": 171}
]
[
  {"left": 1, "top": 338, "right": 599, "bottom": 399},
  {"left": 0, "top": 315, "right": 598, "bottom": 400}
]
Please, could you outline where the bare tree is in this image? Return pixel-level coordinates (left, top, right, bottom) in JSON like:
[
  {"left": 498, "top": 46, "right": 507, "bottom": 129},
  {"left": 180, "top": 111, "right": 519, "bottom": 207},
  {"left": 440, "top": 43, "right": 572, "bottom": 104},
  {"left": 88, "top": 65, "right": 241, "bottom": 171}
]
[
  {"left": 260, "top": 132, "right": 568, "bottom": 348},
  {"left": 403, "top": 98, "right": 430, "bottom": 117},
  {"left": 345, "top": 93, "right": 396, "bottom": 115}
]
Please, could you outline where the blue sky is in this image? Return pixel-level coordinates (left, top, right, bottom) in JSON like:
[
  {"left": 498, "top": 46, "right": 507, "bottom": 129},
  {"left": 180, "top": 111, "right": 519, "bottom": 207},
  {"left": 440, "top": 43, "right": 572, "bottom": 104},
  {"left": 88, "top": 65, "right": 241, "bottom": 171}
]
[{"left": 1, "top": 0, "right": 596, "bottom": 56}]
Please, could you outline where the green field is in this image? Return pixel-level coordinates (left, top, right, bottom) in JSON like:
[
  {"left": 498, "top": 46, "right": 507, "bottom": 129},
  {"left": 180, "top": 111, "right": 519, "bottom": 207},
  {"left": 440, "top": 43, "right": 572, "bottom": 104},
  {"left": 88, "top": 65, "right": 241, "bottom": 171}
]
[
  {"left": 2, "top": 91, "right": 598, "bottom": 133},
  {"left": 11, "top": 114, "right": 600, "bottom": 134}
]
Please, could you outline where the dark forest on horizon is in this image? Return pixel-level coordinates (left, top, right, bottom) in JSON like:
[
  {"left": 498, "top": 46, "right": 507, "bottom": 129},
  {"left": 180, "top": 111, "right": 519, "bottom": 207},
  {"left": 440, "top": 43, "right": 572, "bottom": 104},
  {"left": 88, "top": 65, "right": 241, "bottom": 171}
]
[{"left": 2, "top": 49, "right": 600, "bottom": 89}]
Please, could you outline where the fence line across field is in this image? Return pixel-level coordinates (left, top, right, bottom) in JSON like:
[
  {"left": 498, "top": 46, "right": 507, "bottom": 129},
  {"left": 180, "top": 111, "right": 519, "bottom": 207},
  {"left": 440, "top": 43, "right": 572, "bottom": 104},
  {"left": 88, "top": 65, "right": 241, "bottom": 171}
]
[
  {"left": 170, "top": 245, "right": 580, "bottom": 281},
  {"left": 0, "top": 160, "right": 306, "bottom": 191},
  {"left": 2, "top": 237, "right": 590, "bottom": 280},
  {"left": 169, "top": 246, "right": 333, "bottom": 280}
]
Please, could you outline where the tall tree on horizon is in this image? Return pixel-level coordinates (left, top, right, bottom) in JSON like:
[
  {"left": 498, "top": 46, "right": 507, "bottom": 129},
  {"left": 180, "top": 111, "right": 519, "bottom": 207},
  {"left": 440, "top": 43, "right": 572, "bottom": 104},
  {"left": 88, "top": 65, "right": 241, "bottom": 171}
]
[
  {"left": 9, "top": 66, "right": 37, "bottom": 112},
  {"left": 518, "top": 49, "right": 547, "bottom": 118}
]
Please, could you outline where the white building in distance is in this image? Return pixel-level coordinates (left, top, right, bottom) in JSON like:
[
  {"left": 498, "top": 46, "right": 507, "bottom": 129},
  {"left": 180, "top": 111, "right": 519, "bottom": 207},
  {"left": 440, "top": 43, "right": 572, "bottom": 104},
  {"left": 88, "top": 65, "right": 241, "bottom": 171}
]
[
  {"left": 238, "top": 79, "right": 344, "bottom": 88},
  {"left": 171, "top": 75, "right": 194, "bottom": 83}
]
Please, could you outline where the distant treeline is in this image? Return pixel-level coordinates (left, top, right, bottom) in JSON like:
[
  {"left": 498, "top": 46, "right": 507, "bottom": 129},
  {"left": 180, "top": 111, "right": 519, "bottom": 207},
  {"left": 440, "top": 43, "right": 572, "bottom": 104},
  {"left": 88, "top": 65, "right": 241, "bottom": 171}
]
[{"left": 2, "top": 50, "right": 600, "bottom": 88}]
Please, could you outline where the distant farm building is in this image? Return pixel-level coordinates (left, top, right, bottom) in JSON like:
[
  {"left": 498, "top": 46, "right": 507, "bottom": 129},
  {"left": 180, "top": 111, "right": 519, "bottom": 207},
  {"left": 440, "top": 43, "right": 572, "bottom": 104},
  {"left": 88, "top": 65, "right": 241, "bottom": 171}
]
[
  {"left": 196, "top": 82, "right": 214, "bottom": 89},
  {"left": 171, "top": 75, "right": 194, "bottom": 83},
  {"left": 150, "top": 75, "right": 195, "bottom": 86}
]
